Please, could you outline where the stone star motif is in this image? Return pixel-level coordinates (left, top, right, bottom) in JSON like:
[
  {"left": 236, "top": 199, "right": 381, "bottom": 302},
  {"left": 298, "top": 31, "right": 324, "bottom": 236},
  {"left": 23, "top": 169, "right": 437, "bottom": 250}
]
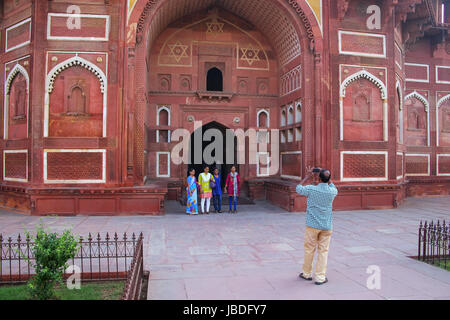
[
  {"left": 167, "top": 41, "right": 189, "bottom": 63},
  {"left": 206, "top": 21, "right": 224, "bottom": 37},
  {"left": 240, "top": 45, "right": 261, "bottom": 66}
]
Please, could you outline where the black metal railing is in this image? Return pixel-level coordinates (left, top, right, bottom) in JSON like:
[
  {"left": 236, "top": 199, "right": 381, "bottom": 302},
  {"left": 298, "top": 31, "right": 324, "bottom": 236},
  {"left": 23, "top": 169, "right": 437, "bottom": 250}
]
[
  {"left": 122, "top": 233, "right": 145, "bottom": 300},
  {"left": 0, "top": 232, "right": 140, "bottom": 284},
  {"left": 418, "top": 220, "right": 449, "bottom": 270}
]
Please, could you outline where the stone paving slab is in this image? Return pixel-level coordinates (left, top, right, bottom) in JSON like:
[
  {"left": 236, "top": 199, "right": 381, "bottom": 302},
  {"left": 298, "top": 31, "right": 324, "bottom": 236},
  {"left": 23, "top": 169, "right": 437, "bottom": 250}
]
[{"left": 0, "top": 197, "right": 449, "bottom": 300}]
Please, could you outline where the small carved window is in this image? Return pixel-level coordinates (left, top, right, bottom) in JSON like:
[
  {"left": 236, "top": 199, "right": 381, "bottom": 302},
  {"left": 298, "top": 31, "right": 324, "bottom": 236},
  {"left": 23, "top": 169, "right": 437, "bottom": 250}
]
[
  {"left": 353, "top": 93, "right": 371, "bottom": 121},
  {"left": 207, "top": 67, "right": 223, "bottom": 91},
  {"left": 67, "top": 85, "right": 86, "bottom": 115},
  {"left": 408, "top": 110, "right": 421, "bottom": 130}
]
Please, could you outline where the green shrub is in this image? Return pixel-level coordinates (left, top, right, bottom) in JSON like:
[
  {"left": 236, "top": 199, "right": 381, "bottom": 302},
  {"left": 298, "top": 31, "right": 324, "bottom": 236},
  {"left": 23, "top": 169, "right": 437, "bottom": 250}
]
[{"left": 26, "top": 225, "right": 79, "bottom": 300}]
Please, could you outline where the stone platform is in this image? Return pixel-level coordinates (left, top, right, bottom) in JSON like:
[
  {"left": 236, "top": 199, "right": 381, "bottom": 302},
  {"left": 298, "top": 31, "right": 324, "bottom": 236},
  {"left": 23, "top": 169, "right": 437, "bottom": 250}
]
[{"left": 0, "top": 197, "right": 449, "bottom": 300}]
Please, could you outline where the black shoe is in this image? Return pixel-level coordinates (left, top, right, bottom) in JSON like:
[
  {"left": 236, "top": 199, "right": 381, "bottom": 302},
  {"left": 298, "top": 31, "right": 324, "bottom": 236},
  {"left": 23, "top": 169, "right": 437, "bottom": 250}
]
[
  {"left": 315, "top": 278, "right": 328, "bottom": 285},
  {"left": 299, "top": 273, "right": 313, "bottom": 281},
  {"left": 218, "top": 210, "right": 222, "bottom": 213}
]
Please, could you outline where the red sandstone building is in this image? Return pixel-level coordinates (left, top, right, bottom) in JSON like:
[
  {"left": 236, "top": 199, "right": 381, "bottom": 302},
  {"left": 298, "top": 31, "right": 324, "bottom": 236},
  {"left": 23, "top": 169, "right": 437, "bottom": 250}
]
[{"left": 0, "top": 0, "right": 449, "bottom": 215}]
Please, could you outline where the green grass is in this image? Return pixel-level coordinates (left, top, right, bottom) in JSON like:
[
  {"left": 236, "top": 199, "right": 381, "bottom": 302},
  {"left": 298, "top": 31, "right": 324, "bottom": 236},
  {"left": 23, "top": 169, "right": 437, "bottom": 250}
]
[
  {"left": 431, "top": 260, "right": 450, "bottom": 271},
  {"left": 0, "top": 281, "right": 125, "bottom": 300}
]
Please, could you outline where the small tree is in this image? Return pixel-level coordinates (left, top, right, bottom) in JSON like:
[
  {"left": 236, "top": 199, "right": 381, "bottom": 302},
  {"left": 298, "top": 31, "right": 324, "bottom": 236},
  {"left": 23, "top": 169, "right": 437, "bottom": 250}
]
[{"left": 26, "top": 225, "right": 79, "bottom": 300}]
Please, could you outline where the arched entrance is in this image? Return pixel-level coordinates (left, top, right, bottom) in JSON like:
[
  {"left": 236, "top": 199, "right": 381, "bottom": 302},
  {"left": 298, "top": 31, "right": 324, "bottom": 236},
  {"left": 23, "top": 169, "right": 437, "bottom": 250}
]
[
  {"left": 189, "top": 121, "right": 237, "bottom": 190},
  {"left": 126, "top": 0, "right": 324, "bottom": 187}
]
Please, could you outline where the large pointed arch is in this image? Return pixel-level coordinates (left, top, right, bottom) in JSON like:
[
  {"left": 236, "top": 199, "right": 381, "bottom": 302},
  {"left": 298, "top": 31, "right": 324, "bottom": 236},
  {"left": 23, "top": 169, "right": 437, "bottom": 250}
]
[
  {"left": 44, "top": 56, "right": 108, "bottom": 137},
  {"left": 4, "top": 64, "right": 30, "bottom": 139}
]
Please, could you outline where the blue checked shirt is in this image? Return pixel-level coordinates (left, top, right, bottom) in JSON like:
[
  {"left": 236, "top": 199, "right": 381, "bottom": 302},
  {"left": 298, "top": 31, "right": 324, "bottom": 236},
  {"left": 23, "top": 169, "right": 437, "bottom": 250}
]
[{"left": 296, "top": 183, "right": 338, "bottom": 231}]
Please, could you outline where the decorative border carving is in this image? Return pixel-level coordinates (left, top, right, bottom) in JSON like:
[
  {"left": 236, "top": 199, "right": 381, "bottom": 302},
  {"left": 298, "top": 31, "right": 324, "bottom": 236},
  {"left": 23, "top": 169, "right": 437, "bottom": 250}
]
[
  {"left": 340, "top": 151, "right": 388, "bottom": 182},
  {"left": 285, "top": 0, "right": 316, "bottom": 50},
  {"left": 136, "top": 0, "right": 318, "bottom": 51},
  {"left": 4, "top": 64, "right": 30, "bottom": 140},
  {"left": 47, "top": 56, "right": 106, "bottom": 94},
  {"left": 43, "top": 149, "right": 107, "bottom": 184},
  {"left": 404, "top": 91, "right": 429, "bottom": 112},
  {"left": 3, "top": 150, "right": 28, "bottom": 183},
  {"left": 340, "top": 70, "right": 387, "bottom": 99}
]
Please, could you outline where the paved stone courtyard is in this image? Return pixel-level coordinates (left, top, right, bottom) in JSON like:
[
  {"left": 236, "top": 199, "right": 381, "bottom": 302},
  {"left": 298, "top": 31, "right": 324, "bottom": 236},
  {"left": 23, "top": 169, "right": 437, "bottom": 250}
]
[{"left": 1, "top": 197, "right": 449, "bottom": 300}]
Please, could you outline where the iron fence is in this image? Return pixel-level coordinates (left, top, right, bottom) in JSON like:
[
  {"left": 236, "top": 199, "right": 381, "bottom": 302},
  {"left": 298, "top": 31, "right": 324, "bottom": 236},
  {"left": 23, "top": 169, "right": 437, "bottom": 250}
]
[
  {"left": 122, "top": 233, "right": 145, "bottom": 300},
  {"left": 0, "top": 232, "right": 140, "bottom": 284},
  {"left": 418, "top": 220, "right": 449, "bottom": 270}
]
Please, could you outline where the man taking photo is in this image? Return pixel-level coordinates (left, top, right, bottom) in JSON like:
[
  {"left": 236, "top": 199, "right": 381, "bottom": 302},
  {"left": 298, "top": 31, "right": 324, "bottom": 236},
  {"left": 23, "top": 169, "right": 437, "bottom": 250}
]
[{"left": 295, "top": 166, "right": 338, "bottom": 285}]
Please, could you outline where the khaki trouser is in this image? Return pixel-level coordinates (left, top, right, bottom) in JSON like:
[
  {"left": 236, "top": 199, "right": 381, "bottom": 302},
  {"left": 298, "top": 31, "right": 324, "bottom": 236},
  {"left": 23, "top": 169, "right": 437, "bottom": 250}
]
[{"left": 302, "top": 226, "right": 333, "bottom": 283}]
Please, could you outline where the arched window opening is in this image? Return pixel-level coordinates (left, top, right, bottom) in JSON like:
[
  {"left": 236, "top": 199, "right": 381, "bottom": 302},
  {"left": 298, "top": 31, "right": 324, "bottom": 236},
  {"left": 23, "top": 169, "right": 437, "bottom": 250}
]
[
  {"left": 281, "top": 110, "right": 286, "bottom": 127},
  {"left": 258, "top": 111, "right": 268, "bottom": 128},
  {"left": 207, "top": 67, "right": 223, "bottom": 92},
  {"left": 159, "top": 108, "right": 169, "bottom": 126},
  {"left": 295, "top": 102, "right": 302, "bottom": 123},
  {"left": 287, "top": 106, "right": 294, "bottom": 125}
]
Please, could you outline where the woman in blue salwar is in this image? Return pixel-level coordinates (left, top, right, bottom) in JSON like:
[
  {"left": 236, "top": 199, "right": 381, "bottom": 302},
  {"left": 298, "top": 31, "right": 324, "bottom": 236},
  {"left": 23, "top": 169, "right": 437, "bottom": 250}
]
[
  {"left": 186, "top": 168, "right": 199, "bottom": 215},
  {"left": 212, "top": 168, "right": 222, "bottom": 213}
]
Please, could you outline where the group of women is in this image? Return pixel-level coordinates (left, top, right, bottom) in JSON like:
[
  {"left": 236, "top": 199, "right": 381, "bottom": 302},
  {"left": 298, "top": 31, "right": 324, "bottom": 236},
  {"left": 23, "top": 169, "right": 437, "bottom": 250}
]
[{"left": 186, "top": 166, "right": 240, "bottom": 215}]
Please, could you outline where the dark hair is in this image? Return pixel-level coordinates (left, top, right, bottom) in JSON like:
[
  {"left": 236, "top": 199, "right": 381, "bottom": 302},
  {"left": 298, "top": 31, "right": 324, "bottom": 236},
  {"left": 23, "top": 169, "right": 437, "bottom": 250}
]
[
  {"left": 188, "top": 168, "right": 195, "bottom": 174},
  {"left": 203, "top": 166, "right": 209, "bottom": 171},
  {"left": 319, "top": 169, "right": 331, "bottom": 183}
]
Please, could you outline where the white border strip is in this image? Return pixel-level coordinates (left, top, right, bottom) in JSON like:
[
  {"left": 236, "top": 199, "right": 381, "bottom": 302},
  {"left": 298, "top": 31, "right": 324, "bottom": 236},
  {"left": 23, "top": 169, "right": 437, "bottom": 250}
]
[
  {"left": 156, "top": 152, "right": 171, "bottom": 178},
  {"left": 396, "top": 152, "right": 404, "bottom": 180},
  {"left": 5, "top": 18, "right": 32, "bottom": 53},
  {"left": 47, "top": 14, "right": 110, "bottom": 41},
  {"left": 405, "top": 63, "right": 430, "bottom": 83},
  {"left": 280, "top": 151, "right": 302, "bottom": 180},
  {"left": 437, "top": 154, "right": 450, "bottom": 176},
  {"left": 3, "top": 150, "right": 28, "bottom": 182},
  {"left": 338, "top": 30, "right": 386, "bottom": 58},
  {"left": 436, "top": 66, "right": 450, "bottom": 84},
  {"left": 256, "top": 152, "right": 270, "bottom": 177},
  {"left": 405, "top": 153, "right": 430, "bottom": 177},
  {"left": 44, "top": 149, "right": 106, "bottom": 184},
  {"left": 340, "top": 151, "right": 388, "bottom": 182}
]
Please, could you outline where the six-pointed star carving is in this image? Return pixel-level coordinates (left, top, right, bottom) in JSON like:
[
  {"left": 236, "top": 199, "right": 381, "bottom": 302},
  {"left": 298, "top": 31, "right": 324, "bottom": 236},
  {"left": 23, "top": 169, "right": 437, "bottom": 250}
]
[
  {"left": 168, "top": 41, "right": 189, "bottom": 63},
  {"left": 206, "top": 21, "right": 224, "bottom": 37},
  {"left": 240, "top": 44, "right": 260, "bottom": 66}
]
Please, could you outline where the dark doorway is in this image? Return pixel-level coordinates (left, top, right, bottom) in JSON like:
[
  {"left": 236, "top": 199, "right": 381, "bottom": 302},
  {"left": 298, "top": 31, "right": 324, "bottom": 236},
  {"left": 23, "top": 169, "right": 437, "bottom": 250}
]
[
  {"left": 189, "top": 121, "right": 237, "bottom": 190},
  {"left": 206, "top": 67, "right": 223, "bottom": 91}
]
